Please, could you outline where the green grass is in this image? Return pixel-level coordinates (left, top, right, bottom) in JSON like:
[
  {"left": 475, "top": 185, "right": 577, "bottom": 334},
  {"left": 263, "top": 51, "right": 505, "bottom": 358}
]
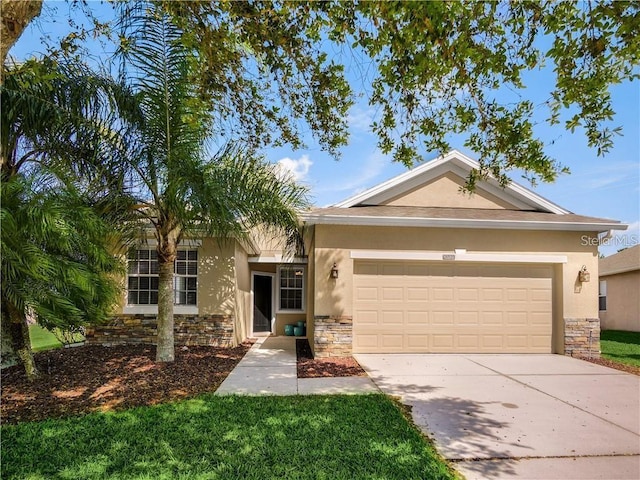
[
  {"left": 29, "top": 324, "right": 63, "bottom": 352},
  {"left": 29, "top": 324, "right": 84, "bottom": 352},
  {"left": 1, "top": 394, "right": 457, "bottom": 480},
  {"left": 601, "top": 330, "right": 640, "bottom": 367}
]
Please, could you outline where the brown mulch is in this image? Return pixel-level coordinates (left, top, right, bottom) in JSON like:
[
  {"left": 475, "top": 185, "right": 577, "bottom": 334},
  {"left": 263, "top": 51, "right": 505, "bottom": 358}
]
[
  {"left": 1, "top": 342, "right": 252, "bottom": 425},
  {"left": 296, "top": 338, "right": 367, "bottom": 378},
  {"left": 579, "top": 356, "right": 640, "bottom": 376}
]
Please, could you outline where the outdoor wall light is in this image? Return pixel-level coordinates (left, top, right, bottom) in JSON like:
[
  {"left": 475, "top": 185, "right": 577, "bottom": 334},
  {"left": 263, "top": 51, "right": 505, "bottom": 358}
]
[
  {"left": 330, "top": 263, "right": 339, "bottom": 279},
  {"left": 579, "top": 265, "right": 590, "bottom": 283}
]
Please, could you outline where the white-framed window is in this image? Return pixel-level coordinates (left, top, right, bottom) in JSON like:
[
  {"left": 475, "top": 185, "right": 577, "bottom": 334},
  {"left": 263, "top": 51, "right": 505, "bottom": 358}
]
[
  {"left": 127, "top": 248, "right": 198, "bottom": 306},
  {"left": 599, "top": 280, "right": 607, "bottom": 311},
  {"left": 277, "top": 265, "right": 305, "bottom": 312}
]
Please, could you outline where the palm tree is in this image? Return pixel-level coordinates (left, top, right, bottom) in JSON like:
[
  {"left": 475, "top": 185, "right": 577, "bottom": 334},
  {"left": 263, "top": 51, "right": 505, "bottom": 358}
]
[
  {"left": 1, "top": 58, "right": 138, "bottom": 377},
  {"left": 119, "top": 4, "right": 309, "bottom": 362}
]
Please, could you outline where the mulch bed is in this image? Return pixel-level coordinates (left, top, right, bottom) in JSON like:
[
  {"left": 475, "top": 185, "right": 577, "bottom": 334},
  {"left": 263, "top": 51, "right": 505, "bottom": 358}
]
[
  {"left": 1, "top": 342, "right": 252, "bottom": 425},
  {"left": 296, "top": 339, "right": 367, "bottom": 378},
  {"left": 579, "top": 356, "right": 640, "bottom": 376}
]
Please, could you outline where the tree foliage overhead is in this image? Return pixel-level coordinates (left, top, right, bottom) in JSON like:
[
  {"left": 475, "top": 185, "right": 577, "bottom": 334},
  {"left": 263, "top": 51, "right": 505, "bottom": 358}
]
[
  {"left": 156, "top": 0, "right": 354, "bottom": 158},
  {"left": 165, "top": 0, "right": 639, "bottom": 188}
]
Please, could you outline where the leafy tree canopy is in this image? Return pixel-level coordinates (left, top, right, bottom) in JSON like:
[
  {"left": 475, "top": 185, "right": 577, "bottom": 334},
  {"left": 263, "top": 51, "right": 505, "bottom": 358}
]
[
  {"left": 164, "top": 0, "right": 639, "bottom": 188},
  {"left": 5, "top": 1, "right": 637, "bottom": 187}
]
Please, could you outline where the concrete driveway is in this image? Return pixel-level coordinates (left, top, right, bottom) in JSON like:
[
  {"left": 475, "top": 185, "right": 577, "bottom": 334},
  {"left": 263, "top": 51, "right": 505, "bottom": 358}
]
[{"left": 355, "top": 354, "right": 640, "bottom": 479}]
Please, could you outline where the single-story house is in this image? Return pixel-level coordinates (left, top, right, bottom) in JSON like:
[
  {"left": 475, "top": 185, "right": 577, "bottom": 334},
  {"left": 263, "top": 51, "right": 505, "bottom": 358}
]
[
  {"left": 87, "top": 150, "right": 626, "bottom": 358},
  {"left": 599, "top": 244, "right": 640, "bottom": 332}
]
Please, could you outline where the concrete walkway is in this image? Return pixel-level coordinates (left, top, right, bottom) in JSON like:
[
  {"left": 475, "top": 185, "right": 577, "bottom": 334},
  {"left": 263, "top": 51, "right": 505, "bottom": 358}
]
[{"left": 215, "top": 336, "right": 378, "bottom": 396}]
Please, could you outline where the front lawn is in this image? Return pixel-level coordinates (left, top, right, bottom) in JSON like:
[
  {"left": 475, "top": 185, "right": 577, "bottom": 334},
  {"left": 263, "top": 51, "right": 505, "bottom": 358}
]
[
  {"left": 29, "top": 324, "right": 64, "bottom": 351},
  {"left": 2, "top": 394, "right": 457, "bottom": 480},
  {"left": 601, "top": 330, "right": 640, "bottom": 368},
  {"left": 29, "top": 324, "right": 85, "bottom": 352}
]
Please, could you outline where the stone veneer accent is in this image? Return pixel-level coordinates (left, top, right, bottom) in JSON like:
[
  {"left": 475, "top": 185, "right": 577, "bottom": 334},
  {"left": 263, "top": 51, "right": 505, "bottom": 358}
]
[
  {"left": 86, "top": 314, "right": 235, "bottom": 347},
  {"left": 314, "top": 315, "right": 353, "bottom": 357},
  {"left": 564, "top": 317, "right": 600, "bottom": 358}
]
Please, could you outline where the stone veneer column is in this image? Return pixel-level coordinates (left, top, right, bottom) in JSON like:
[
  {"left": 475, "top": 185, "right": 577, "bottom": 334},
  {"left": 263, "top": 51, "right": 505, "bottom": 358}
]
[
  {"left": 564, "top": 317, "right": 600, "bottom": 358},
  {"left": 314, "top": 315, "right": 353, "bottom": 358}
]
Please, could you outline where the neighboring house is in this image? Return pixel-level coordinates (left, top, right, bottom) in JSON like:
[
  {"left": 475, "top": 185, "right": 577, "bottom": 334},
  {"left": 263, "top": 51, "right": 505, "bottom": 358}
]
[
  {"left": 599, "top": 244, "right": 640, "bottom": 332},
  {"left": 87, "top": 150, "right": 626, "bottom": 358}
]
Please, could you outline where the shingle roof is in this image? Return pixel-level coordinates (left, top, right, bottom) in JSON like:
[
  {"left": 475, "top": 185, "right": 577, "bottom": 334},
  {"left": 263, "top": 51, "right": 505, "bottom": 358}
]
[
  {"left": 303, "top": 205, "right": 622, "bottom": 231},
  {"left": 600, "top": 244, "right": 640, "bottom": 276}
]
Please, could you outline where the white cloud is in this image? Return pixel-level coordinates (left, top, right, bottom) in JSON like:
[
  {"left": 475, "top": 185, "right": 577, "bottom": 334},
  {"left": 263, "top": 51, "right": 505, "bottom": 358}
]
[
  {"left": 276, "top": 155, "right": 313, "bottom": 182},
  {"left": 347, "top": 106, "right": 375, "bottom": 132}
]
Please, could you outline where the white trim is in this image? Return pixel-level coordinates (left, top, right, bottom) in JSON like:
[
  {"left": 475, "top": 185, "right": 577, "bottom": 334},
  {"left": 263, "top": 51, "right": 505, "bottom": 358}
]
[
  {"left": 122, "top": 306, "right": 199, "bottom": 315},
  {"left": 350, "top": 249, "right": 568, "bottom": 264},
  {"left": 251, "top": 271, "right": 276, "bottom": 335},
  {"left": 136, "top": 239, "right": 203, "bottom": 247},
  {"left": 302, "top": 213, "right": 623, "bottom": 232},
  {"left": 248, "top": 256, "right": 308, "bottom": 264},
  {"left": 276, "top": 265, "right": 306, "bottom": 314},
  {"left": 333, "top": 150, "right": 570, "bottom": 214}
]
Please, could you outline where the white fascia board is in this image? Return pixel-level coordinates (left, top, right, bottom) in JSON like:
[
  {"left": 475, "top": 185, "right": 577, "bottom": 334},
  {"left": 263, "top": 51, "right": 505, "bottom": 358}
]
[
  {"left": 504, "top": 181, "right": 570, "bottom": 214},
  {"left": 351, "top": 249, "right": 568, "bottom": 264},
  {"left": 332, "top": 149, "right": 570, "bottom": 214},
  {"left": 302, "top": 214, "right": 623, "bottom": 232},
  {"left": 248, "top": 256, "right": 308, "bottom": 264}
]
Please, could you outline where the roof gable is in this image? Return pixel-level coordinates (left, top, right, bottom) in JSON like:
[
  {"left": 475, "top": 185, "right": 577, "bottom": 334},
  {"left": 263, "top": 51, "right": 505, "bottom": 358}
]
[
  {"left": 382, "top": 171, "right": 518, "bottom": 210},
  {"left": 334, "top": 150, "right": 570, "bottom": 214}
]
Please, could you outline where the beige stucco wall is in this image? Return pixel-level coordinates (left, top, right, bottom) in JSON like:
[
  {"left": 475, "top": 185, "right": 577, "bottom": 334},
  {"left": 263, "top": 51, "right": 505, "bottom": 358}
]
[
  {"left": 383, "top": 172, "right": 516, "bottom": 209},
  {"left": 312, "top": 225, "right": 600, "bottom": 353},
  {"left": 600, "top": 271, "right": 640, "bottom": 332},
  {"left": 198, "top": 239, "right": 236, "bottom": 316},
  {"left": 234, "top": 242, "right": 251, "bottom": 344}
]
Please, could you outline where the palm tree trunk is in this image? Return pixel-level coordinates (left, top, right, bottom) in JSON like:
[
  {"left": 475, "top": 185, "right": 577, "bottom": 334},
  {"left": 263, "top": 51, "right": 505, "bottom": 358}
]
[
  {"left": 3, "top": 300, "right": 38, "bottom": 379},
  {"left": 156, "top": 232, "right": 177, "bottom": 362}
]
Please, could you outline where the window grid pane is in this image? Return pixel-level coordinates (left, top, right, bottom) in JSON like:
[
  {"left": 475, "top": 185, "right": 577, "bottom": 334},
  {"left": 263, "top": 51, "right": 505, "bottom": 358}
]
[
  {"left": 279, "top": 266, "right": 304, "bottom": 311},
  {"left": 127, "top": 248, "right": 197, "bottom": 306}
]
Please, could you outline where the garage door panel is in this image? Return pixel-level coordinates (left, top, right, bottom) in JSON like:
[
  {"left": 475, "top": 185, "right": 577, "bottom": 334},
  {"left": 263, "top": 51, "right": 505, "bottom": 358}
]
[
  {"left": 433, "top": 287, "right": 454, "bottom": 301},
  {"left": 458, "top": 335, "right": 480, "bottom": 348},
  {"left": 458, "top": 288, "right": 480, "bottom": 301},
  {"left": 353, "top": 261, "right": 552, "bottom": 354},
  {"left": 407, "top": 335, "right": 429, "bottom": 348},
  {"left": 381, "top": 311, "right": 403, "bottom": 324},
  {"left": 407, "top": 311, "right": 428, "bottom": 324},
  {"left": 407, "top": 287, "right": 429, "bottom": 301},
  {"left": 356, "top": 310, "right": 378, "bottom": 325},
  {"left": 382, "top": 287, "right": 403, "bottom": 301},
  {"left": 382, "top": 263, "right": 404, "bottom": 276},
  {"left": 432, "top": 334, "right": 455, "bottom": 348},
  {"left": 355, "top": 286, "right": 378, "bottom": 301},
  {"left": 458, "top": 311, "right": 480, "bottom": 325}
]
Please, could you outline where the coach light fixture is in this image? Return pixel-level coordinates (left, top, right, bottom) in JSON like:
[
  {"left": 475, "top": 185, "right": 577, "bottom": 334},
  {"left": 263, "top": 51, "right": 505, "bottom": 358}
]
[
  {"left": 330, "top": 263, "right": 339, "bottom": 279},
  {"left": 579, "top": 265, "right": 590, "bottom": 283}
]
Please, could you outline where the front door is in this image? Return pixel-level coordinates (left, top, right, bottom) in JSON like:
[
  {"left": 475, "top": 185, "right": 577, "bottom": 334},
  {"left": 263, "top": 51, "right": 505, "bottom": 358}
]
[{"left": 253, "top": 274, "right": 273, "bottom": 333}]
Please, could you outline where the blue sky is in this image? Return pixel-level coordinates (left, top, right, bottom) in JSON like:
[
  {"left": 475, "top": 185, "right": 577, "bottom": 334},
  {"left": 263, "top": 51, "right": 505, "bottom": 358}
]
[{"left": 13, "top": 1, "right": 639, "bottom": 256}]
